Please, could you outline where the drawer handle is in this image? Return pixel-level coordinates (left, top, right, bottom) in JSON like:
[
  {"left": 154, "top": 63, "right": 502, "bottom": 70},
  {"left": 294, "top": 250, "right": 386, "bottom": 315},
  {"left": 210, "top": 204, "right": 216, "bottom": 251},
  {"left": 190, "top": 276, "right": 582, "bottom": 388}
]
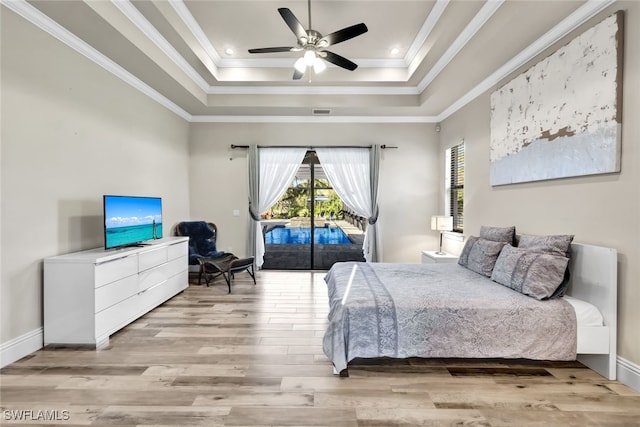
[
  {"left": 138, "top": 281, "right": 168, "bottom": 295},
  {"left": 96, "top": 254, "right": 136, "bottom": 266}
]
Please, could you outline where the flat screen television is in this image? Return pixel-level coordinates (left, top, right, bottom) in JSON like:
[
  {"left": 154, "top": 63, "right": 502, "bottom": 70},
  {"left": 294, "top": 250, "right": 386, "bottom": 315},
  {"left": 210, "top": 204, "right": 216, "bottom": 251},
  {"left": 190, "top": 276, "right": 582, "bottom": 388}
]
[{"left": 103, "top": 195, "right": 163, "bottom": 250}]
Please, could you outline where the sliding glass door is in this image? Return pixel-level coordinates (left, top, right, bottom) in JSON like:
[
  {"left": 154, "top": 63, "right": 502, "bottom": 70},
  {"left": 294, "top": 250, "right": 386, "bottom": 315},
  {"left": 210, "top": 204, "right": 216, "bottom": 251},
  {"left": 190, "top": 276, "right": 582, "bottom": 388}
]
[{"left": 262, "top": 151, "right": 365, "bottom": 270}]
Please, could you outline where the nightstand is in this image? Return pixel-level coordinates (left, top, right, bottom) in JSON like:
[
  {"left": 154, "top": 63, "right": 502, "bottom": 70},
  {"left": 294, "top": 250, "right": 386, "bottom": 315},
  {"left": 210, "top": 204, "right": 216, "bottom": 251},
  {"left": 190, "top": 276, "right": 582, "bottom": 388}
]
[{"left": 421, "top": 250, "right": 459, "bottom": 264}]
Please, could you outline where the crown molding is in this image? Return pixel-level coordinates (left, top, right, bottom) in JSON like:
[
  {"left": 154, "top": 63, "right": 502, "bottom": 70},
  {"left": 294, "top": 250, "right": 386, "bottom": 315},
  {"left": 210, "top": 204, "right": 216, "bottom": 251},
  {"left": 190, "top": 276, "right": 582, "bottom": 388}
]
[
  {"left": 405, "top": 0, "right": 449, "bottom": 69},
  {"left": 168, "top": 0, "right": 222, "bottom": 64},
  {"left": 1, "top": 0, "right": 192, "bottom": 121},
  {"left": 207, "top": 85, "right": 420, "bottom": 96},
  {"left": 190, "top": 115, "right": 438, "bottom": 124},
  {"left": 417, "top": 0, "right": 504, "bottom": 93},
  {"left": 112, "top": 0, "right": 210, "bottom": 92}
]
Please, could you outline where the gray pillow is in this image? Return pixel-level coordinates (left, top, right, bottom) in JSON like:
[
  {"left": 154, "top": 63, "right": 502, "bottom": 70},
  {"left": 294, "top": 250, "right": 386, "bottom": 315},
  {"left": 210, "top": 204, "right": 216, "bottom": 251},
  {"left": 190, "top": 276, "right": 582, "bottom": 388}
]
[
  {"left": 458, "top": 236, "right": 507, "bottom": 277},
  {"left": 491, "top": 244, "right": 570, "bottom": 300},
  {"left": 480, "top": 225, "right": 516, "bottom": 244},
  {"left": 517, "top": 234, "right": 574, "bottom": 257}
]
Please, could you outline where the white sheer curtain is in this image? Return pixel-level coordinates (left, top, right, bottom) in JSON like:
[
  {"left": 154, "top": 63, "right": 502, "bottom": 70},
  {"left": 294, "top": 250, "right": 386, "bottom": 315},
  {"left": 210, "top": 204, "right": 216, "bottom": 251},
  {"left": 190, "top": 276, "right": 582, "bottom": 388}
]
[
  {"left": 315, "top": 147, "right": 381, "bottom": 262},
  {"left": 248, "top": 146, "right": 307, "bottom": 268}
]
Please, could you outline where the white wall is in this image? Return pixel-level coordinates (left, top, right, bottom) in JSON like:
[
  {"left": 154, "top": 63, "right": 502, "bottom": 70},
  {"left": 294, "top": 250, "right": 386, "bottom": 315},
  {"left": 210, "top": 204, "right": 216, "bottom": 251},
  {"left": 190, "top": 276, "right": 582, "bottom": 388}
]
[
  {"left": 439, "top": 2, "right": 640, "bottom": 370},
  {"left": 188, "top": 122, "right": 440, "bottom": 263},
  {"left": 0, "top": 10, "right": 190, "bottom": 359}
]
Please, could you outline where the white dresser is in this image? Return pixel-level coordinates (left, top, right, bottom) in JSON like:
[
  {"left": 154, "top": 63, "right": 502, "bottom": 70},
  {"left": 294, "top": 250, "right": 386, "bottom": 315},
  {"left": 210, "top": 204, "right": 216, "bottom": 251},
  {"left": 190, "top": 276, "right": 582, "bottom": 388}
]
[{"left": 44, "top": 236, "right": 189, "bottom": 347}]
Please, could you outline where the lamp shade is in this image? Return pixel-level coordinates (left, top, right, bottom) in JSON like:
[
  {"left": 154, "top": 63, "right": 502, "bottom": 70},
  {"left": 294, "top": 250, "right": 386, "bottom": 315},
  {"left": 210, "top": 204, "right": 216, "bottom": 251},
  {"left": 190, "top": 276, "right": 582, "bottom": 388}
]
[{"left": 431, "top": 215, "right": 453, "bottom": 232}]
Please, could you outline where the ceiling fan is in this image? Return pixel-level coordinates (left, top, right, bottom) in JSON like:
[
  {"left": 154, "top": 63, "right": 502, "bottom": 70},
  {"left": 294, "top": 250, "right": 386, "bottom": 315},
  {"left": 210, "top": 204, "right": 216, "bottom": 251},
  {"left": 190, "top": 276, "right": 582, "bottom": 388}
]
[{"left": 248, "top": 0, "right": 368, "bottom": 80}]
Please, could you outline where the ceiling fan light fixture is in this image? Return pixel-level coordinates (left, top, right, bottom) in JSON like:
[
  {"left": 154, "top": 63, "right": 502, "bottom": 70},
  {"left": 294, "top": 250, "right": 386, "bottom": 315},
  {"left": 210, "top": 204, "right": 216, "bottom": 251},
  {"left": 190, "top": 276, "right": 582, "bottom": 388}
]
[
  {"left": 304, "top": 49, "right": 316, "bottom": 65},
  {"left": 313, "top": 57, "right": 326, "bottom": 73},
  {"left": 294, "top": 57, "right": 307, "bottom": 73},
  {"left": 248, "top": 4, "right": 368, "bottom": 80}
]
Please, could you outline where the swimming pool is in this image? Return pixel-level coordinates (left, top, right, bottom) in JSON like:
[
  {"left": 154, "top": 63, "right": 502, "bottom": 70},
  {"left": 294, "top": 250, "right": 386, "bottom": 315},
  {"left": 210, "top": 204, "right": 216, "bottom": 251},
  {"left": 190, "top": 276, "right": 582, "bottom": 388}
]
[{"left": 265, "top": 227, "right": 352, "bottom": 245}]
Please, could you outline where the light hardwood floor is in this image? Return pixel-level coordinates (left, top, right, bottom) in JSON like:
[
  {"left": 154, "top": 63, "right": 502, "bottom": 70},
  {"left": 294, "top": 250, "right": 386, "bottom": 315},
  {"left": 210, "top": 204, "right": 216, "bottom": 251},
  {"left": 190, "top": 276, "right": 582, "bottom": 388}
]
[{"left": 1, "top": 270, "right": 639, "bottom": 426}]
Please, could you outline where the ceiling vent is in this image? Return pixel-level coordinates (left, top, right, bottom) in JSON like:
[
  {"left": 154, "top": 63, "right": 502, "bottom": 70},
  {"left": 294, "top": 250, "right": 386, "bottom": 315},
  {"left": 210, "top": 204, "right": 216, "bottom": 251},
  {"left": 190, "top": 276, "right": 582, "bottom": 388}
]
[{"left": 313, "top": 108, "right": 332, "bottom": 115}]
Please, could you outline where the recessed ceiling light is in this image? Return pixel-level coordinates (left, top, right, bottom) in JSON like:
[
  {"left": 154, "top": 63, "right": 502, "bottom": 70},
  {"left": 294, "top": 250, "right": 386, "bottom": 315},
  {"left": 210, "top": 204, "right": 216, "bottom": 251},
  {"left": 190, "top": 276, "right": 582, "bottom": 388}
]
[
  {"left": 390, "top": 47, "right": 400, "bottom": 56},
  {"left": 225, "top": 48, "right": 234, "bottom": 56}
]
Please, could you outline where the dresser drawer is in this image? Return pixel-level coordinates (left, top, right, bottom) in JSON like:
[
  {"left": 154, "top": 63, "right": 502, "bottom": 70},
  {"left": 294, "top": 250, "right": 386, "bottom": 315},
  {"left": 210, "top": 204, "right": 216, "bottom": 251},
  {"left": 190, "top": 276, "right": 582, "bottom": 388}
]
[
  {"left": 168, "top": 241, "right": 188, "bottom": 261},
  {"left": 139, "top": 246, "right": 168, "bottom": 271},
  {"left": 95, "top": 293, "right": 140, "bottom": 338},
  {"left": 138, "top": 255, "right": 187, "bottom": 292},
  {"left": 139, "top": 270, "right": 188, "bottom": 314},
  {"left": 95, "top": 254, "right": 138, "bottom": 287},
  {"left": 95, "top": 274, "right": 138, "bottom": 313},
  {"left": 166, "top": 255, "right": 188, "bottom": 277}
]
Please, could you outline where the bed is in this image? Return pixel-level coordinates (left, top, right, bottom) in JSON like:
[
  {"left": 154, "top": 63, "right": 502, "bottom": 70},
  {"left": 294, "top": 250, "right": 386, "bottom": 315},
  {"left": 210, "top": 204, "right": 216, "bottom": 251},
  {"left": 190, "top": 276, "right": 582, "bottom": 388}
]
[{"left": 322, "top": 242, "right": 617, "bottom": 380}]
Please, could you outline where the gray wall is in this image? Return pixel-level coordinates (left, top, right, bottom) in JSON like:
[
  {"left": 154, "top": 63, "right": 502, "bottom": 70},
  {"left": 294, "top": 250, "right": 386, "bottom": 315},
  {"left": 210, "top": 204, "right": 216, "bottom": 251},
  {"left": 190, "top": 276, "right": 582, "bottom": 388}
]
[
  {"left": 439, "top": 2, "right": 640, "bottom": 368},
  {"left": 188, "top": 122, "right": 440, "bottom": 263},
  {"left": 1, "top": 10, "right": 190, "bottom": 347}
]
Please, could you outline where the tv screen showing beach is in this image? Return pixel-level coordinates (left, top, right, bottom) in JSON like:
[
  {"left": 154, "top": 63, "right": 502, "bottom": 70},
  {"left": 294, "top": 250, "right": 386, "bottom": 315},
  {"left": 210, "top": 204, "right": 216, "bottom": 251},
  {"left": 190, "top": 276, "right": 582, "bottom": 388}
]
[{"left": 104, "top": 195, "right": 162, "bottom": 249}]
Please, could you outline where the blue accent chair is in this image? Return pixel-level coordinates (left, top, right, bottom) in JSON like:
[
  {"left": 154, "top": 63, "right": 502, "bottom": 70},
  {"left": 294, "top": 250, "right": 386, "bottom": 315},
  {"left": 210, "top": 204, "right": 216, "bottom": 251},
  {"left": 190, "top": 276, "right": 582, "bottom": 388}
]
[{"left": 175, "top": 221, "right": 255, "bottom": 292}]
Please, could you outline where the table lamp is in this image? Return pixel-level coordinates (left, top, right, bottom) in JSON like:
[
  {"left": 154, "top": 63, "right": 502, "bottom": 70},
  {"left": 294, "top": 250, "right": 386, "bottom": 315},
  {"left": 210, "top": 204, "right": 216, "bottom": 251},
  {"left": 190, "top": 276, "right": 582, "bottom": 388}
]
[{"left": 431, "top": 215, "right": 453, "bottom": 255}]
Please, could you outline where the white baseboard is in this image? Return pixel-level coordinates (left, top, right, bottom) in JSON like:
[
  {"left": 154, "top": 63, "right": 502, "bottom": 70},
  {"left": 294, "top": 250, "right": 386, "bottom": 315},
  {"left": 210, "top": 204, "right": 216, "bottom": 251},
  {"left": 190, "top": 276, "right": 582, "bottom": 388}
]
[
  {"left": 0, "top": 327, "right": 43, "bottom": 368},
  {"left": 617, "top": 356, "right": 640, "bottom": 393}
]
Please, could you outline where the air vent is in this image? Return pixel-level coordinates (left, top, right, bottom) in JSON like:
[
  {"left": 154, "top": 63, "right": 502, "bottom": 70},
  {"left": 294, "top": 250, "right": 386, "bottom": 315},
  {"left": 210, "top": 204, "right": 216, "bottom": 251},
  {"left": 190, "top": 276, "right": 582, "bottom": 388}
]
[{"left": 312, "top": 108, "right": 332, "bottom": 115}]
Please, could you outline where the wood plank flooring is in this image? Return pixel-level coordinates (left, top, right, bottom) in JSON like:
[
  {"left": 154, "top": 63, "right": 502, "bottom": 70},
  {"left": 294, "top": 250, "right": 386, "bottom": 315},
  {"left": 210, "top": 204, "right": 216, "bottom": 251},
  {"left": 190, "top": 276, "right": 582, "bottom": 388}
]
[{"left": 1, "top": 271, "right": 639, "bottom": 426}]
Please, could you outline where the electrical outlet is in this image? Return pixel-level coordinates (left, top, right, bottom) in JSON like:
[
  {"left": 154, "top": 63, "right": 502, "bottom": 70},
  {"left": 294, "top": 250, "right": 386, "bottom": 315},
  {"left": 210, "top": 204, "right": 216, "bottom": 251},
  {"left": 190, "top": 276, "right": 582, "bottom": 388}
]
[{"left": 232, "top": 209, "right": 240, "bottom": 217}]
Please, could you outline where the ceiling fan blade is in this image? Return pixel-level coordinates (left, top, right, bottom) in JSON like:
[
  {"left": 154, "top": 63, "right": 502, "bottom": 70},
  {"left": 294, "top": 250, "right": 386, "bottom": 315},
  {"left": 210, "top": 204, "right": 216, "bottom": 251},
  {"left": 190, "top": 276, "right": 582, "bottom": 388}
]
[
  {"left": 318, "top": 23, "right": 368, "bottom": 47},
  {"left": 278, "top": 8, "right": 307, "bottom": 41},
  {"left": 321, "top": 51, "right": 358, "bottom": 71},
  {"left": 293, "top": 69, "right": 305, "bottom": 80},
  {"left": 248, "top": 47, "right": 296, "bottom": 54}
]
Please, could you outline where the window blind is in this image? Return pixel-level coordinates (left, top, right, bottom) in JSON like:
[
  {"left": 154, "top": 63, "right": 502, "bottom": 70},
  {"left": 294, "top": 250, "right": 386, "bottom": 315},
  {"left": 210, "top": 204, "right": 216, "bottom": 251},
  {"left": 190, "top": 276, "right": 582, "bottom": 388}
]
[{"left": 449, "top": 143, "right": 464, "bottom": 232}]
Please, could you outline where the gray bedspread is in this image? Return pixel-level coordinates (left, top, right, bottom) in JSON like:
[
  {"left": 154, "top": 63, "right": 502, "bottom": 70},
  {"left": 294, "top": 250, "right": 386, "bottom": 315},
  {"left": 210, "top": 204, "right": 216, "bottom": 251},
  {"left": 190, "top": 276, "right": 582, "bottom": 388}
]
[{"left": 322, "top": 262, "right": 577, "bottom": 373}]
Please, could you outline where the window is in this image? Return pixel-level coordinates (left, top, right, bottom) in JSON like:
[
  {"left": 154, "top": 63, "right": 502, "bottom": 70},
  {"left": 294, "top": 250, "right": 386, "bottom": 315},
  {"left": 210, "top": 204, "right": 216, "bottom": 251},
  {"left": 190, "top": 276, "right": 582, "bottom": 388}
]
[{"left": 445, "top": 142, "right": 464, "bottom": 232}]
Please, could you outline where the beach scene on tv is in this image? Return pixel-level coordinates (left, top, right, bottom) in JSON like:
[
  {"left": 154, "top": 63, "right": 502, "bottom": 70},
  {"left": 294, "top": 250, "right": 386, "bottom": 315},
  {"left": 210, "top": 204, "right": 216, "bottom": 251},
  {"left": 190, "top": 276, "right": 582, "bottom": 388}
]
[{"left": 104, "top": 196, "right": 163, "bottom": 249}]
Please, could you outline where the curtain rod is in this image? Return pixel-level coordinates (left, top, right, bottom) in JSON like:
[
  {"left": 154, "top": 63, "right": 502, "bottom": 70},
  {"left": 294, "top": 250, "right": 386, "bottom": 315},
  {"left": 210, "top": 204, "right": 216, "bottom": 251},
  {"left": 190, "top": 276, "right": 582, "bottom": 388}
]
[{"left": 230, "top": 144, "right": 397, "bottom": 150}]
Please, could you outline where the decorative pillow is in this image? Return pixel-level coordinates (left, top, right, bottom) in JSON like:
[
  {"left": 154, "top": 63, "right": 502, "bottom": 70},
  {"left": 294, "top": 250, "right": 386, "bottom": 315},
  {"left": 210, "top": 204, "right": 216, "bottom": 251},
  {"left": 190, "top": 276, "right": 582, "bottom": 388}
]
[
  {"left": 550, "top": 268, "right": 571, "bottom": 299},
  {"left": 517, "top": 234, "right": 574, "bottom": 257},
  {"left": 480, "top": 225, "right": 516, "bottom": 244},
  {"left": 491, "top": 244, "right": 570, "bottom": 300},
  {"left": 458, "top": 236, "right": 478, "bottom": 267},
  {"left": 458, "top": 236, "right": 507, "bottom": 277}
]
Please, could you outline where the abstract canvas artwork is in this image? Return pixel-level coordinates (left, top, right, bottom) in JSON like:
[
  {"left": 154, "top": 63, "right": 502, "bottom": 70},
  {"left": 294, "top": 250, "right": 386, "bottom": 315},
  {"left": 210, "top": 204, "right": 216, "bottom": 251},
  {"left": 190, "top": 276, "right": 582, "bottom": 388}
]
[{"left": 490, "top": 12, "right": 624, "bottom": 186}]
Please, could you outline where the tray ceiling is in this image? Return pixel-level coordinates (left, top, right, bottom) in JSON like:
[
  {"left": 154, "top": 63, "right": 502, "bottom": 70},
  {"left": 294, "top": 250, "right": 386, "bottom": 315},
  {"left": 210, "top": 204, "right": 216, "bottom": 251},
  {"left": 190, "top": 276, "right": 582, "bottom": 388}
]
[{"left": 5, "top": 0, "right": 614, "bottom": 121}]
